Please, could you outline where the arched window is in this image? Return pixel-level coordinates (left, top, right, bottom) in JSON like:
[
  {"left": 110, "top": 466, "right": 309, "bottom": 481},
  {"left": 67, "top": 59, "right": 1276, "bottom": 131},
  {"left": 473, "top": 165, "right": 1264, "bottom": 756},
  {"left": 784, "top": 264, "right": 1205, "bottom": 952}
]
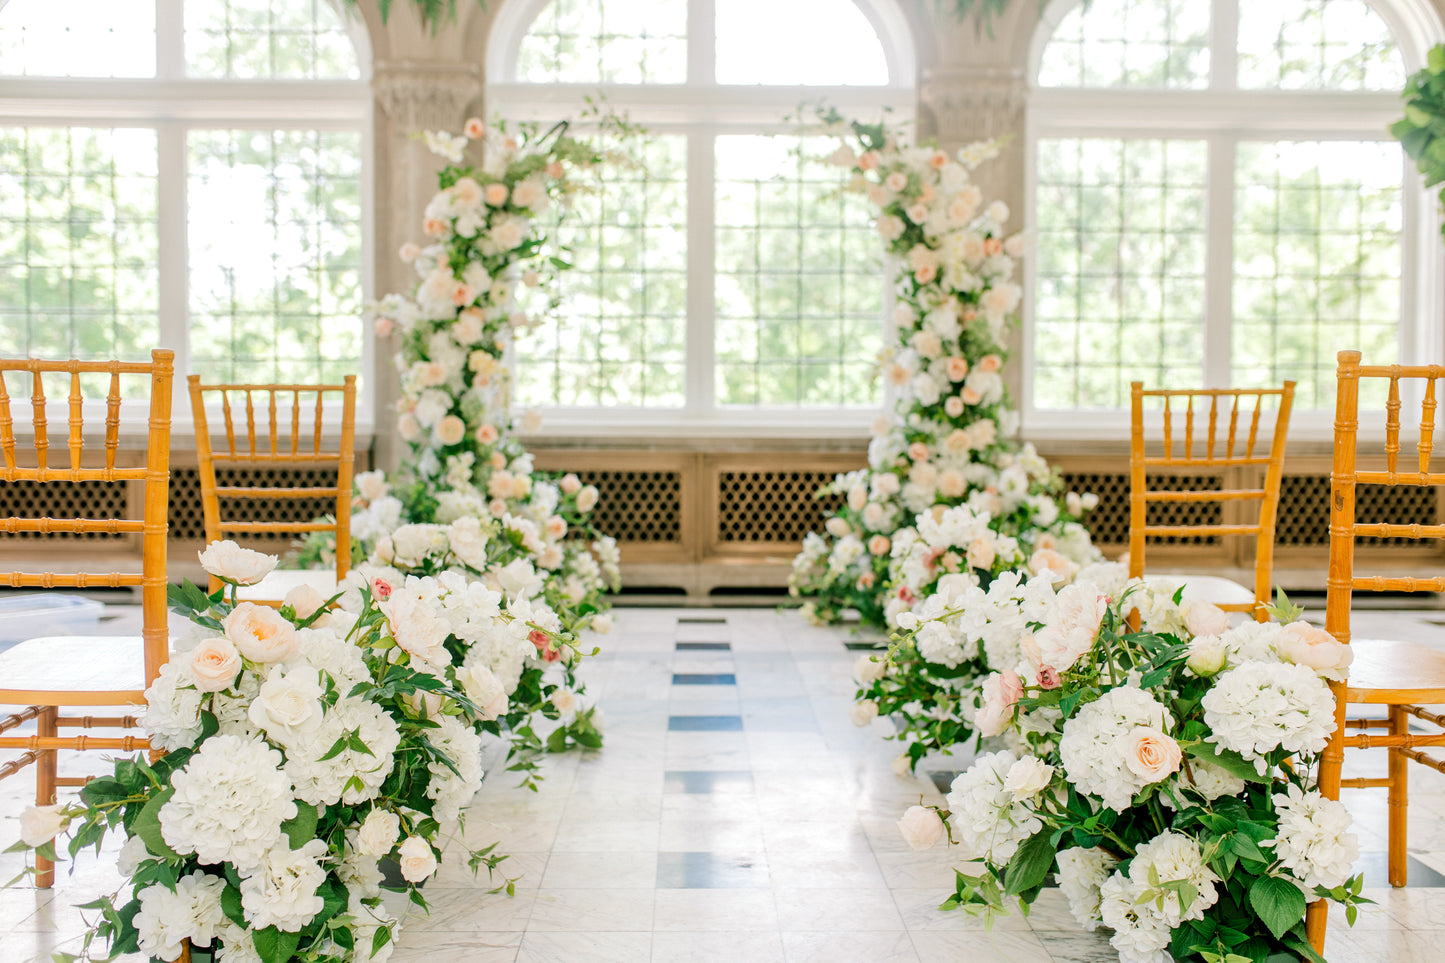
[
  {"left": 0, "top": 0, "right": 368, "bottom": 414},
  {"left": 1026, "top": 0, "right": 1444, "bottom": 428},
  {"left": 489, "top": 0, "right": 914, "bottom": 429}
]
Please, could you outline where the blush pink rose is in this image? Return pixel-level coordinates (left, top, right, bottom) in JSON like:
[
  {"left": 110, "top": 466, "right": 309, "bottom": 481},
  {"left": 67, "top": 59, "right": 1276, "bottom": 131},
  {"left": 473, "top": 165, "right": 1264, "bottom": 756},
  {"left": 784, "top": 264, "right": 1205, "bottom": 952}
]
[
  {"left": 1120, "top": 726, "right": 1182, "bottom": 784},
  {"left": 190, "top": 637, "right": 241, "bottom": 692}
]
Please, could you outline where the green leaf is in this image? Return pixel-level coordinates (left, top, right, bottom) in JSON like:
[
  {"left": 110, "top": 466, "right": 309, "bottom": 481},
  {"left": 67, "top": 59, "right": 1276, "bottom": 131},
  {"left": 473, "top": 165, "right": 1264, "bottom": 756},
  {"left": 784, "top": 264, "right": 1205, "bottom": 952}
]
[
  {"left": 1248, "top": 875, "right": 1308, "bottom": 941},
  {"left": 1184, "top": 741, "right": 1262, "bottom": 782},
  {"left": 132, "top": 787, "right": 179, "bottom": 860},
  {"left": 253, "top": 925, "right": 301, "bottom": 963},
  {"left": 280, "top": 800, "right": 319, "bottom": 850},
  {"left": 221, "top": 882, "right": 246, "bottom": 928},
  {"left": 1004, "top": 829, "right": 1055, "bottom": 898}
]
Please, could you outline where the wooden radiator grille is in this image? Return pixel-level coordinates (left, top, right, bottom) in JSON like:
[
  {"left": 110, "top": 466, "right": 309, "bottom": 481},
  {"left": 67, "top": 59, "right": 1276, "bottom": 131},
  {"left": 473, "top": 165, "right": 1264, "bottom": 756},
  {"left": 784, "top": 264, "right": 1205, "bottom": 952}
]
[
  {"left": 1062, "top": 472, "right": 1222, "bottom": 547},
  {"left": 575, "top": 470, "right": 682, "bottom": 542},
  {"left": 716, "top": 470, "right": 842, "bottom": 544},
  {"left": 1277, "top": 474, "right": 1442, "bottom": 549},
  {"left": 166, "top": 467, "right": 339, "bottom": 546},
  {"left": 0, "top": 479, "right": 130, "bottom": 541}
]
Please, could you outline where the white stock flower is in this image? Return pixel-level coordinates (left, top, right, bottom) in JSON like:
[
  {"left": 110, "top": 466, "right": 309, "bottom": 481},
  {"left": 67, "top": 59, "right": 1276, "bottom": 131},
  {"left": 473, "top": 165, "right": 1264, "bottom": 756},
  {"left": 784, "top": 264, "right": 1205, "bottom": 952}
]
[
  {"left": 197, "top": 541, "right": 277, "bottom": 585},
  {"left": 159, "top": 734, "right": 296, "bottom": 872}
]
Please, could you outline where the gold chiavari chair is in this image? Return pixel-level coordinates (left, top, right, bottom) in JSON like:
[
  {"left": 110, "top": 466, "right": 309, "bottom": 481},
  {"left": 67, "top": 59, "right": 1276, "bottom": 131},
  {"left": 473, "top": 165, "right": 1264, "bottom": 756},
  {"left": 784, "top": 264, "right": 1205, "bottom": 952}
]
[
  {"left": 188, "top": 375, "right": 357, "bottom": 605},
  {"left": 1128, "top": 381, "right": 1296, "bottom": 622},
  {"left": 0, "top": 350, "right": 173, "bottom": 888},
  {"left": 1306, "top": 350, "right": 1445, "bottom": 952}
]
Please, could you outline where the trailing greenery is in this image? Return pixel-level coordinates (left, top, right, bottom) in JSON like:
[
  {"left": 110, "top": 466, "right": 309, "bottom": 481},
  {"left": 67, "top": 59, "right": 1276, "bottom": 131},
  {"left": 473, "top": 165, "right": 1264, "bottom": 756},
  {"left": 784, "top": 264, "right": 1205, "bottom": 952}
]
[{"left": 1391, "top": 44, "right": 1445, "bottom": 238}]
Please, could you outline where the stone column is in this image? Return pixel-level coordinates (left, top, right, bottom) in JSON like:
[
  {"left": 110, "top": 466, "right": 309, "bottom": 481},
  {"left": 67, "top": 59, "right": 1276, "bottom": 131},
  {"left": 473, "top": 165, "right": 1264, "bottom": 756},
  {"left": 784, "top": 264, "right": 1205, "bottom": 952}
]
[{"left": 369, "top": 61, "right": 483, "bottom": 472}]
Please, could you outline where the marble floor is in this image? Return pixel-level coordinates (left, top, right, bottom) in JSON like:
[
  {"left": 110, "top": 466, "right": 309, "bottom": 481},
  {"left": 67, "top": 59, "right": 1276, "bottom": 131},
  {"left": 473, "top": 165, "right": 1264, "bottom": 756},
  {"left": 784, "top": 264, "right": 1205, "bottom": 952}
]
[{"left": 2, "top": 602, "right": 1445, "bottom": 962}]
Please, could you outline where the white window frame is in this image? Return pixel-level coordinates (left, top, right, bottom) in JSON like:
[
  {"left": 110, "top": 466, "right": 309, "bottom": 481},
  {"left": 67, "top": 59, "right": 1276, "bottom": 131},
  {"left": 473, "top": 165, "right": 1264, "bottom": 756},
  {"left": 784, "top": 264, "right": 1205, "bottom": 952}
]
[
  {"left": 0, "top": 0, "right": 375, "bottom": 436},
  {"left": 487, "top": 0, "right": 915, "bottom": 439},
  {"left": 1021, "top": 0, "right": 1445, "bottom": 442}
]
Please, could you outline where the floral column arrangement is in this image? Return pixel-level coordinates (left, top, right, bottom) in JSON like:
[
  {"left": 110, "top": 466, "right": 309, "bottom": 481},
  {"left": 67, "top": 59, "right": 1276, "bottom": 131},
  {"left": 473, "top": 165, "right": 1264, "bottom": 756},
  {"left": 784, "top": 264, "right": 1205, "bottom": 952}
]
[
  {"left": 337, "top": 117, "right": 629, "bottom": 778},
  {"left": 788, "top": 115, "right": 1100, "bottom": 767}
]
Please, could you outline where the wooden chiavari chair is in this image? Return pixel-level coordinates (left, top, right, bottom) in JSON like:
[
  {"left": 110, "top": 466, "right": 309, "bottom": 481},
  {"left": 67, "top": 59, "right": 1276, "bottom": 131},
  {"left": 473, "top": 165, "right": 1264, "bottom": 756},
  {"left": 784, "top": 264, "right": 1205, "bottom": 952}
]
[
  {"left": 1306, "top": 350, "right": 1445, "bottom": 952},
  {"left": 0, "top": 350, "right": 173, "bottom": 888},
  {"left": 188, "top": 375, "right": 356, "bottom": 605},
  {"left": 1128, "top": 381, "right": 1296, "bottom": 622}
]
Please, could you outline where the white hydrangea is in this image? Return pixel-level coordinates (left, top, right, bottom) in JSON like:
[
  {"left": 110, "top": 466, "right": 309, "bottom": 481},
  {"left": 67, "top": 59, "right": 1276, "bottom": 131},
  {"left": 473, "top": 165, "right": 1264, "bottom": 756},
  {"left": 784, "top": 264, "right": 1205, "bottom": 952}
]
[
  {"left": 1055, "top": 846, "right": 1118, "bottom": 931},
  {"left": 426, "top": 713, "right": 485, "bottom": 823},
  {"left": 1129, "top": 831, "right": 1220, "bottom": 925},
  {"left": 1162, "top": 755, "right": 1246, "bottom": 809},
  {"left": 1217, "top": 620, "right": 1286, "bottom": 667},
  {"left": 240, "top": 839, "right": 329, "bottom": 932},
  {"left": 286, "top": 694, "right": 402, "bottom": 806},
  {"left": 1202, "top": 660, "right": 1335, "bottom": 771},
  {"left": 134, "top": 871, "right": 228, "bottom": 961},
  {"left": 159, "top": 734, "right": 296, "bottom": 872},
  {"left": 1263, "top": 783, "right": 1360, "bottom": 891},
  {"left": 944, "top": 750, "right": 1043, "bottom": 862},
  {"left": 1099, "top": 873, "right": 1173, "bottom": 963},
  {"left": 295, "top": 625, "right": 371, "bottom": 692},
  {"left": 1059, "top": 686, "right": 1175, "bottom": 811},
  {"left": 141, "top": 662, "right": 205, "bottom": 752}
]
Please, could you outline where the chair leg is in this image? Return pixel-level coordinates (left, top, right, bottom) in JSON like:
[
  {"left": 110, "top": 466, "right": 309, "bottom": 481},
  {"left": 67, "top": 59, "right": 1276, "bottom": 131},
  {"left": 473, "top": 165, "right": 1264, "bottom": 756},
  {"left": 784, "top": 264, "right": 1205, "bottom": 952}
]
[
  {"left": 34, "top": 707, "right": 57, "bottom": 889},
  {"left": 1389, "top": 705, "right": 1409, "bottom": 887},
  {"left": 1306, "top": 681, "right": 1348, "bottom": 954}
]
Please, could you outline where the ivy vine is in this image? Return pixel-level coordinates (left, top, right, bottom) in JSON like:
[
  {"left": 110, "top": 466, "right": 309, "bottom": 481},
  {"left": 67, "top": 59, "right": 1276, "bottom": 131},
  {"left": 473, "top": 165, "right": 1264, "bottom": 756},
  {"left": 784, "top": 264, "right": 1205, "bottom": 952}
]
[{"left": 1392, "top": 44, "right": 1445, "bottom": 238}]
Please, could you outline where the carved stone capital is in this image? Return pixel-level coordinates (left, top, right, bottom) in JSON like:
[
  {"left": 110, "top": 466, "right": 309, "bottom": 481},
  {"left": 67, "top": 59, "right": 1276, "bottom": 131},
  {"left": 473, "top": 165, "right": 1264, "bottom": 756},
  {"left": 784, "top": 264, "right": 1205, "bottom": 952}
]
[
  {"left": 372, "top": 60, "right": 483, "bottom": 132},
  {"left": 919, "top": 66, "right": 1026, "bottom": 144}
]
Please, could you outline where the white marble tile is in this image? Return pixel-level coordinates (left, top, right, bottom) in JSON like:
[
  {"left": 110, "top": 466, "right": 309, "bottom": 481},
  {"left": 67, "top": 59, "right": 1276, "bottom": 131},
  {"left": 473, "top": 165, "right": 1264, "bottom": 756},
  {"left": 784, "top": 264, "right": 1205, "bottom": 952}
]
[
  {"left": 659, "top": 817, "right": 766, "bottom": 853},
  {"left": 653, "top": 889, "right": 781, "bottom": 931},
  {"left": 517, "top": 930, "right": 651, "bottom": 962},
  {"left": 550, "top": 818, "right": 661, "bottom": 853},
  {"left": 910, "top": 929, "right": 1058, "bottom": 960},
  {"left": 781, "top": 930, "right": 919, "bottom": 963},
  {"left": 651, "top": 929, "right": 786, "bottom": 962},
  {"left": 539, "top": 851, "right": 659, "bottom": 889},
  {"left": 773, "top": 887, "right": 906, "bottom": 930},
  {"left": 387, "top": 930, "right": 521, "bottom": 962},
  {"left": 525, "top": 887, "right": 654, "bottom": 932}
]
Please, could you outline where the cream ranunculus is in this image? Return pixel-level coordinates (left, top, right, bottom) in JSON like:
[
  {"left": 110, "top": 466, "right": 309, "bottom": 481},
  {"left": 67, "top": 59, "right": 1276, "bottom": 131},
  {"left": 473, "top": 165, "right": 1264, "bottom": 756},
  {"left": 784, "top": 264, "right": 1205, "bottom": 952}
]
[
  {"left": 197, "top": 540, "right": 278, "bottom": 586},
  {"left": 1276, "top": 621, "right": 1354, "bottom": 682},
  {"left": 897, "top": 805, "right": 945, "bottom": 851},
  {"left": 189, "top": 637, "right": 242, "bottom": 693},
  {"left": 356, "top": 808, "right": 401, "bottom": 857},
  {"left": 224, "top": 602, "right": 299, "bottom": 663},
  {"left": 19, "top": 803, "right": 68, "bottom": 847},
  {"left": 1002, "top": 755, "right": 1055, "bottom": 801},
  {"left": 1119, "top": 726, "right": 1182, "bottom": 785},
  {"left": 397, "top": 835, "right": 438, "bottom": 883}
]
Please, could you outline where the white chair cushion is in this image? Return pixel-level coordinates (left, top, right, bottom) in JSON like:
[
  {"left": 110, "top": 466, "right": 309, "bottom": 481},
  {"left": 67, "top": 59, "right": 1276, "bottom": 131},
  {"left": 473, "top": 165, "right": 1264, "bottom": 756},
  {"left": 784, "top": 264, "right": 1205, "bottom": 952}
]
[
  {"left": 0, "top": 636, "right": 148, "bottom": 697},
  {"left": 1142, "top": 573, "right": 1258, "bottom": 608},
  {"left": 236, "top": 569, "right": 340, "bottom": 605}
]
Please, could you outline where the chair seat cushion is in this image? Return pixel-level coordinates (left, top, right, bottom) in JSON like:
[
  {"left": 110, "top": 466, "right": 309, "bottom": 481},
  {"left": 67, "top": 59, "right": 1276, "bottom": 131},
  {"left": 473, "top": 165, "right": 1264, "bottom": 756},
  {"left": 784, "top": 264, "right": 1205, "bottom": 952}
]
[
  {"left": 236, "top": 569, "right": 340, "bottom": 605},
  {"left": 1347, "top": 638, "right": 1445, "bottom": 705},
  {"left": 1141, "top": 573, "right": 1258, "bottom": 608},
  {"left": 0, "top": 636, "right": 149, "bottom": 705}
]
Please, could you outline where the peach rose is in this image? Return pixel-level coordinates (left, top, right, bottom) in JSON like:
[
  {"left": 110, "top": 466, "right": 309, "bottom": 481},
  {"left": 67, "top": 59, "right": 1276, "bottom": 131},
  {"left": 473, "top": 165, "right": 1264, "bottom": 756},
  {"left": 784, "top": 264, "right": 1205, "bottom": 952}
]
[
  {"left": 966, "top": 536, "right": 996, "bottom": 571},
  {"left": 944, "top": 396, "right": 965, "bottom": 418},
  {"left": 484, "top": 183, "right": 509, "bottom": 206},
  {"left": 463, "top": 117, "right": 485, "bottom": 139},
  {"left": 974, "top": 669, "right": 1023, "bottom": 737},
  {"left": 945, "top": 357, "right": 970, "bottom": 382},
  {"left": 907, "top": 441, "right": 929, "bottom": 462},
  {"left": 1182, "top": 600, "right": 1230, "bottom": 639},
  {"left": 190, "top": 637, "right": 241, "bottom": 693},
  {"left": 1120, "top": 726, "right": 1182, "bottom": 784},
  {"left": 423, "top": 217, "right": 447, "bottom": 238},
  {"left": 373, "top": 316, "right": 396, "bottom": 338},
  {"left": 223, "top": 602, "right": 299, "bottom": 663},
  {"left": 1277, "top": 621, "right": 1354, "bottom": 682},
  {"left": 977, "top": 354, "right": 1002, "bottom": 373},
  {"left": 436, "top": 415, "right": 466, "bottom": 446},
  {"left": 868, "top": 534, "right": 891, "bottom": 556}
]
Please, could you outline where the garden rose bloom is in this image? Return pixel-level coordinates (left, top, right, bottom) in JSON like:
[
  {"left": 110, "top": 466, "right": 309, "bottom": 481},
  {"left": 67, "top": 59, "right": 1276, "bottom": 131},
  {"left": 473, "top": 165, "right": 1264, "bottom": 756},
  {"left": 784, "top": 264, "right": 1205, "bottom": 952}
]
[
  {"left": 398, "top": 242, "right": 421, "bottom": 262},
  {"left": 373, "top": 316, "right": 396, "bottom": 337},
  {"left": 868, "top": 534, "right": 891, "bottom": 556},
  {"left": 907, "top": 441, "right": 929, "bottom": 461},
  {"left": 966, "top": 536, "right": 996, "bottom": 571},
  {"left": 1183, "top": 600, "right": 1230, "bottom": 638},
  {"left": 436, "top": 415, "right": 466, "bottom": 446},
  {"left": 19, "top": 803, "right": 67, "bottom": 847},
  {"left": 825, "top": 517, "right": 851, "bottom": 538},
  {"left": 576, "top": 485, "right": 600, "bottom": 512},
  {"left": 356, "top": 808, "right": 401, "bottom": 857},
  {"left": 559, "top": 473, "right": 582, "bottom": 495},
  {"left": 1037, "top": 666, "right": 1061, "bottom": 689},
  {"left": 1034, "top": 585, "right": 1108, "bottom": 671},
  {"left": 854, "top": 654, "right": 887, "bottom": 684},
  {"left": 850, "top": 699, "right": 880, "bottom": 726},
  {"left": 189, "top": 637, "right": 241, "bottom": 693},
  {"left": 198, "top": 540, "right": 277, "bottom": 586},
  {"left": 223, "top": 603, "right": 298, "bottom": 663},
  {"left": 463, "top": 117, "right": 484, "bottom": 139},
  {"left": 1120, "top": 726, "right": 1182, "bottom": 784},
  {"left": 484, "top": 183, "right": 509, "bottom": 206},
  {"left": 1276, "top": 621, "right": 1353, "bottom": 681},
  {"left": 397, "top": 836, "right": 438, "bottom": 883},
  {"left": 977, "top": 354, "right": 1002, "bottom": 373},
  {"left": 897, "top": 805, "right": 945, "bottom": 850},
  {"left": 456, "top": 664, "right": 508, "bottom": 720},
  {"left": 1003, "top": 755, "right": 1055, "bottom": 800},
  {"left": 283, "top": 583, "right": 327, "bottom": 621},
  {"left": 944, "top": 396, "right": 965, "bottom": 417},
  {"left": 1185, "top": 636, "right": 1228, "bottom": 677},
  {"left": 975, "top": 669, "right": 1024, "bottom": 737}
]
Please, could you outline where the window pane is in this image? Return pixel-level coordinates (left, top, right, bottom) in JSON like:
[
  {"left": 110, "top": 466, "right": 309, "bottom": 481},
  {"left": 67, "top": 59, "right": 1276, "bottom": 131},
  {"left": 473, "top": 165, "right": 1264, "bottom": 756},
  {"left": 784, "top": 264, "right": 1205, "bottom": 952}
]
[
  {"left": 188, "top": 129, "right": 364, "bottom": 384},
  {"left": 0, "top": 0, "right": 155, "bottom": 77},
  {"left": 1038, "top": 0, "right": 1208, "bottom": 89},
  {"left": 515, "top": 0, "right": 686, "bottom": 84},
  {"left": 186, "top": 0, "right": 360, "bottom": 79},
  {"left": 514, "top": 135, "right": 688, "bottom": 407},
  {"left": 0, "top": 127, "right": 160, "bottom": 363},
  {"left": 1238, "top": 0, "right": 1404, "bottom": 90},
  {"left": 715, "top": 135, "right": 882, "bottom": 407},
  {"left": 1232, "top": 141, "right": 1401, "bottom": 408},
  {"left": 716, "top": 0, "right": 888, "bottom": 85},
  {"left": 1033, "top": 138, "right": 1208, "bottom": 409}
]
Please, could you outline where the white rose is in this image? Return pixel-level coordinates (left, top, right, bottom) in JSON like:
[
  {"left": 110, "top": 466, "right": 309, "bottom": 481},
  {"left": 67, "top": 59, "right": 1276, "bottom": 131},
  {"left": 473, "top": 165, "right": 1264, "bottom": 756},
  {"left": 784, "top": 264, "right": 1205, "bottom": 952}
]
[
  {"left": 189, "top": 637, "right": 242, "bottom": 693},
  {"left": 1185, "top": 636, "right": 1228, "bottom": 677},
  {"left": 356, "top": 808, "right": 401, "bottom": 857},
  {"left": 576, "top": 485, "right": 599, "bottom": 513},
  {"left": 283, "top": 583, "right": 327, "bottom": 621},
  {"left": 197, "top": 540, "right": 277, "bottom": 586},
  {"left": 850, "top": 699, "right": 879, "bottom": 727},
  {"left": 19, "top": 803, "right": 67, "bottom": 847},
  {"left": 1002, "top": 756, "right": 1055, "bottom": 800},
  {"left": 397, "top": 835, "right": 437, "bottom": 883},
  {"left": 456, "top": 664, "right": 508, "bottom": 721},
  {"left": 1183, "top": 600, "right": 1230, "bottom": 638},
  {"left": 897, "top": 805, "right": 945, "bottom": 851},
  {"left": 853, "top": 654, "right": 887, "bottom": 684},
  {"left": 591, "top": 613, "right": 613, "bottom": 634},
  {"left": 247, "top": 666, "right": 326, "bottom": 746},
  {"left": 223, "top": 602, "right": 299, "bottom": 663}
]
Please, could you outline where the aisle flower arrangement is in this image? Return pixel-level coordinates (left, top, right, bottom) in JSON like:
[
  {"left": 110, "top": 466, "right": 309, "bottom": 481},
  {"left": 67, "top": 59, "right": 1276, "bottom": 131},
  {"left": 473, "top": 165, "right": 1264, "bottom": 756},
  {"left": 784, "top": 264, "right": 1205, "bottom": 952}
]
[
  {"left": 9, "top": 544, "right": 516, "bottom": 963},
  {"left": 896, "top": 567, "right": 1366, "bottom": 963},
  {"left": 303, "top": 114, "right": 630, "bottom": 779},
  {"left": 789, "top": 114, "right": 1098, "bottom": 635}
]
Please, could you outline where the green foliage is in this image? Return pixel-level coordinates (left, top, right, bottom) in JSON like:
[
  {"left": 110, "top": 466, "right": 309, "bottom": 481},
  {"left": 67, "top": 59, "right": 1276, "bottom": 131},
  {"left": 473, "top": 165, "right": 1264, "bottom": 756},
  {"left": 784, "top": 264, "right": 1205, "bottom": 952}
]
[{"left": 1391, "top": 44, "right": 1445, "bottom": 237}]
